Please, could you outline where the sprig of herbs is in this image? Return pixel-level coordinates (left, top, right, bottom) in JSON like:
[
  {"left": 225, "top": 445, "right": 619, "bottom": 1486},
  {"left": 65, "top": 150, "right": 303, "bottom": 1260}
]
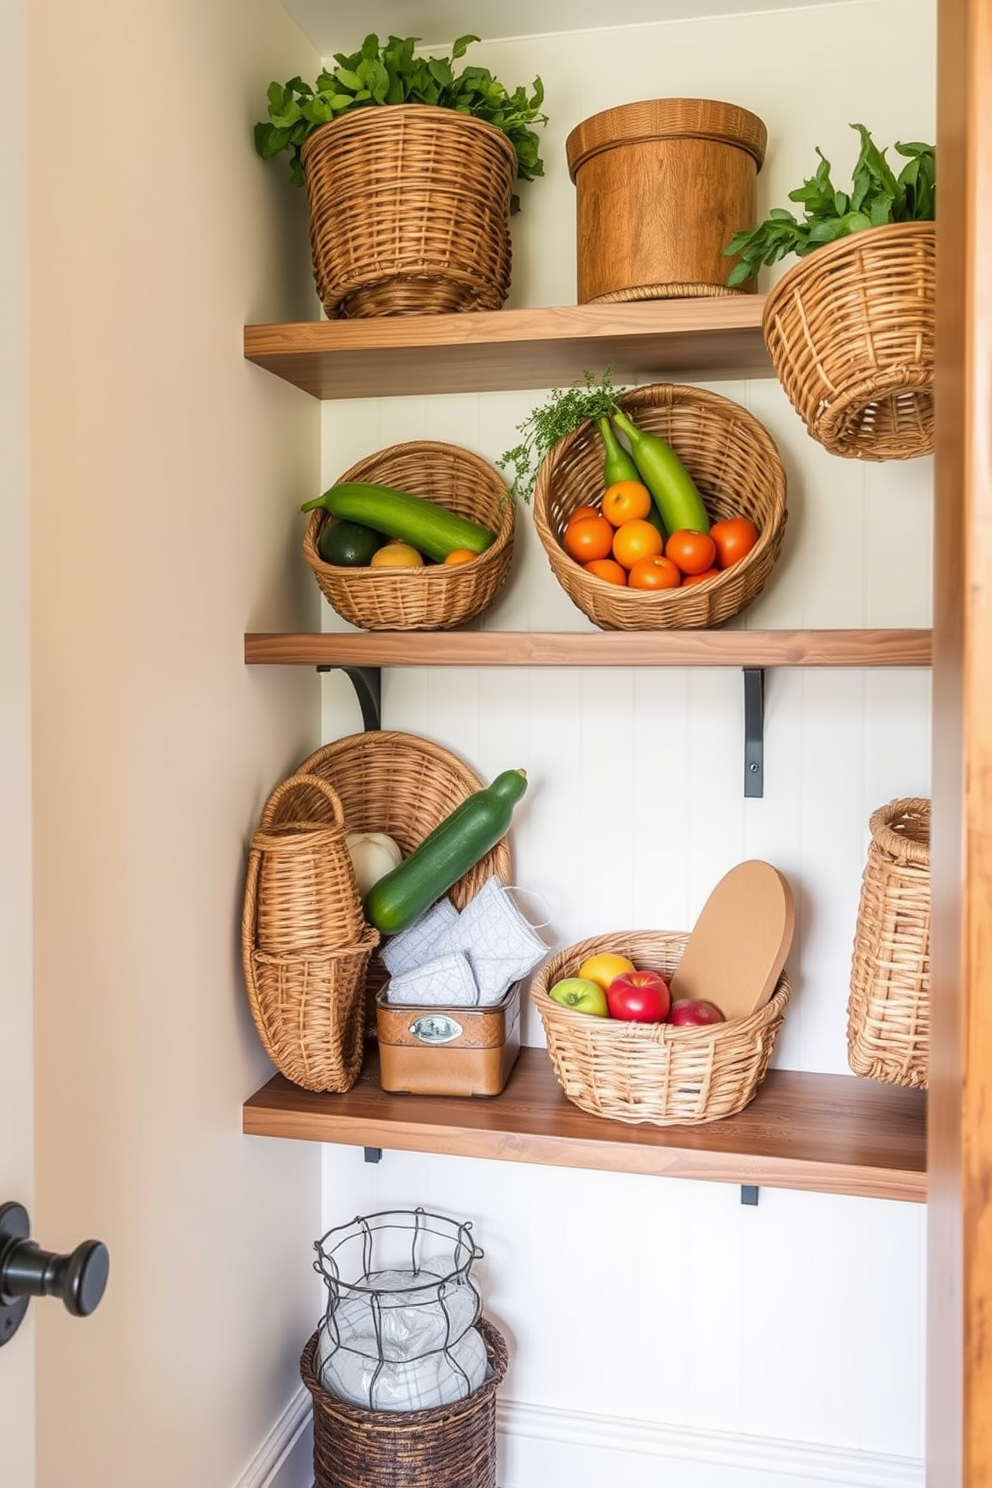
[
  {"left": 255, "top": 33, "right": 547, "bottom": 209},
  {"left": 498, "top": 369, "right": 627, "bottom": 502},
  {"left": 724, "top": 123, "right": 936, "bottom": 287}
]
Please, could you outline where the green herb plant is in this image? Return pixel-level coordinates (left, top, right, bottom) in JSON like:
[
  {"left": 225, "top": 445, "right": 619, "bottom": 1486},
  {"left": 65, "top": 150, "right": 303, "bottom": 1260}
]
[
  {"left": 255, "top": 33, "right": 547, "bottom": 210},
  {"left": 498, "top": 369, "right": 630, "bottom": 503},
  {"left": 724, "top": 123, "right": 935, "bottom": 287}
]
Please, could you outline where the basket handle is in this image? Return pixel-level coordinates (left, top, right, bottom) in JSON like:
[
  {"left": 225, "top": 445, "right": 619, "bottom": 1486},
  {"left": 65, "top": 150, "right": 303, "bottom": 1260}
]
[
  {"left": 869, "top": 797, "right": 930, "bottom": 864},
  {"left": 258, "top": 772, "right": 347, "bottom": 832}
]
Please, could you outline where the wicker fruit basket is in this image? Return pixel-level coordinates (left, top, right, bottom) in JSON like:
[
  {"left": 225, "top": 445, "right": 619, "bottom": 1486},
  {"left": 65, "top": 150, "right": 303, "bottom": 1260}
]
[
  {"left": 531, "top": 928, "right": 791, "bottom": 1125},
  {"left": 301, "top": 1316, "right": 508, "bottom": 1488},
  {"left": 301, "top": 105, "right": 517, "bottom": 320},
  {"left": 241, "top": 773, "right": 379, "bottom": 1093},
  {"left": 762, "top": 221, "right": 935, "bottom": 461},
  {"left": 304, "top": 441, "right": 515, "bottom": 632},
  {"left": 847, "top": 797, "right": 930, "bottom": 1089},
  {"left": 532, "top": 383, "right": 787, "bottom": 630}
]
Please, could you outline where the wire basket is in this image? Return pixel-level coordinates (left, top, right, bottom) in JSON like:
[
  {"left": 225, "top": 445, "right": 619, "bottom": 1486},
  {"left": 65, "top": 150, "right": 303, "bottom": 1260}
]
[
  {"left": 762, "top": 221, "right": 935, "bottom": 461},
  {"left": 847, "top": 798, "right": 930, "bottom": 1089},
  {"left": 300, "top": 105, "right": 517, "bottom": 320},
  {"left": 532, "top": 383, "right": 787, "bottom": 630},
  {"left": 241, "top": 772, "right": 378, "bottom": 1092},
  {"left": 531, "top": 928, "right": 791, "bottom": 1125},
  {"left": 303, "top": 441, "right": 515, "bottom": 632}
]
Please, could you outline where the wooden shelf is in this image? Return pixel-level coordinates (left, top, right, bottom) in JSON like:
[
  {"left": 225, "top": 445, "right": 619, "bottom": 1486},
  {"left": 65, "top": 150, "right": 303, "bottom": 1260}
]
[
  {"left": 243, "top": 1047, "right": 926, "bottom": 1203},
  {"left": 244, "top": 628, "right": 933, "bottom": 669},
  {"left": 243, "top": 297, "right": 770, "bottom": 399}
]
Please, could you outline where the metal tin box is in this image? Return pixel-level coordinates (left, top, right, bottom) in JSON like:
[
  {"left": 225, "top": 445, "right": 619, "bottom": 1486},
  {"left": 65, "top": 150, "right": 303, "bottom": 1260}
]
[{"left": 375, "top": 985, "right": 521, "bottom": 1098}]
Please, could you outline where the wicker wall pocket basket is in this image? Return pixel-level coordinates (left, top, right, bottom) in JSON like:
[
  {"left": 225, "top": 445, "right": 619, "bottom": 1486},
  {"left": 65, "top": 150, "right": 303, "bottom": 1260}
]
[
  {"left": 301, "top": 1316, "right": 508, "bottom": 1488},
  {"left": 847, "top": 797, "right": 930, "bottom": 1089},
  {"left": 762, "top": 221, "right": 935, "bottom": 461},
  {"left": 531, "top": 929, "right": 790, "bottom": 1125},
  {"left": 241, "top": 772, "right": 379, "bottom": 1092},
  {"left": 304, "top": 441, "right": 515, "bottom": 632},
  {"left": 532, "top": 383, "right": 787, "bottom": 631},
  {"left": 301, "top": 105, "right": 517, "bottom": 320}
]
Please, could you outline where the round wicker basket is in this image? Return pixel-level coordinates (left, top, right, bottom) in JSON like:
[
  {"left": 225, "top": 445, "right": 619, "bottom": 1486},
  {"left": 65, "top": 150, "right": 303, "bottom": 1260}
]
[
  {"left": 762, "top": 221, "right": 935, "bottom": 461},
  {"left": 301, "top": 105, "right": 517, "bottom": 320},
  {"left": 531, "top": 928, "right": 791, "bottom": 1125},
  {"left": 532, "top": 383, "right": 787, "bottom": 630},
  {"left": 304, "top": 441, "right": 515, "bottom": 632},
  {"left": 847, "top": 797, "right": 930, "bottom": 1089}
]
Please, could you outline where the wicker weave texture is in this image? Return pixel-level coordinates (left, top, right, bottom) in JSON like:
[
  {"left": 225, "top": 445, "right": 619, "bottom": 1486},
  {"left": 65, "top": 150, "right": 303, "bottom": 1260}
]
[
  {"left": 532, "top": 383, "right": 787, "bottom": 631},
  {"left": 532, "top": 929, "right": 790, "bottom": 1125},
  {"left": 762, "top": 221, "right": 935, "bottom": 461},
  {"left": 302, "top": 1317, "right": 508, "bottom": 1488},
  {"left": 301, "top": 106, "right": 517, "bottom": 320},
  {"left": 847, "top": 798, "right": 930, "bottom": 1089},
  {"left": 303, "top": 441, "right": 514, "bottom": 632}
]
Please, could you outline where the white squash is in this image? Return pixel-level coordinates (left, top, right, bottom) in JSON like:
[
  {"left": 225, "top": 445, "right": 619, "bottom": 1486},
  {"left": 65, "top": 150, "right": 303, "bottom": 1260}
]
[{"left": 346, "top": 830, "right": 404, "bottom": 898}]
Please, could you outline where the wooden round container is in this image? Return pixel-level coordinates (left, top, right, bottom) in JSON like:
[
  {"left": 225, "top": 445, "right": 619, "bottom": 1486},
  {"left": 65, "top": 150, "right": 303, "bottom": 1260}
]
[{"left": 565, "top": 98, "right": 767, "bottom": 303}]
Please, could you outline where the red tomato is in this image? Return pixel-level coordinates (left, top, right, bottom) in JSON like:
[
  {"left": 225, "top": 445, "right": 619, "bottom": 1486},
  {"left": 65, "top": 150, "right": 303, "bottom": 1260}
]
[
  {"left": 709, "top": 517, "right": 759, "bottom": 569},
  {"left": 665, "top": 528, "right": 718, "bottom": 576},
  {"left": 681, "top": 567, "right": 721, "bottom": 586},
  {"left": 627, "top": 554, "right": 682, "bottom": 590}
]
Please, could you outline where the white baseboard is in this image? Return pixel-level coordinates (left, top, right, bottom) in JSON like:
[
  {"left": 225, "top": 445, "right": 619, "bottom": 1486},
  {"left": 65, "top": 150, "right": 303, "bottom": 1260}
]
[{"left": 235, "top": 1385, "right": 312, "bottom": 1488}]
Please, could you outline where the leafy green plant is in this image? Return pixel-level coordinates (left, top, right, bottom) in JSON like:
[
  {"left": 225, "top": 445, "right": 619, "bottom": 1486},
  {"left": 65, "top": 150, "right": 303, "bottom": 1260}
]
[
  {"left": 498, "top": 369, "right": 629, "bottom": 502},
  {"left": 255, "top": 32, "right": 547, "bottom": 210},
  {"left": 724, "top": 123, "right": 935, "bottom": 287}
]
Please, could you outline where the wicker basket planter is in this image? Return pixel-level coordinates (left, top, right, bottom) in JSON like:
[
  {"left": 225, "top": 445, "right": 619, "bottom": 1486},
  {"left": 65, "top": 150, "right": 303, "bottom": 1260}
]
[
  {"left": 762, "top": 221, "right": 936, "bottom": 461},
  {"left": 532, "top": 383, "right": 788, "bottom": 631},
  {"left": 531, "top": 929, "right": 791, "bottom": 1125},
  {"left": 301, "top": 105, "right": 517, "bottom": 320},
  {"left": 301, "top": 1316, "right": 508, "bottom": 1488},
  {"left": 304, "top": 441, "right": 515, "bottom": 632},
  {"left": 847, "top": 798, "right": 930, "bottom": 1089}
]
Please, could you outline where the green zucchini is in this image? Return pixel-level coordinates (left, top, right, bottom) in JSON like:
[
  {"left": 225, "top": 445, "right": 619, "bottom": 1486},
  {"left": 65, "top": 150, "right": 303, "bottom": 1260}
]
[
  {"left": 301, "top": 481, "right": 496, "bottom": 564},
  {"left": 364, "top": 768, "right": 528, "bottom": 935}
]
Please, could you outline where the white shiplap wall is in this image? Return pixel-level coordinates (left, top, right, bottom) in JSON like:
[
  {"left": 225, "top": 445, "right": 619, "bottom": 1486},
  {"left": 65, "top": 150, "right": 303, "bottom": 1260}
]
[{"left": 309, "top": 3, "right": 934, "bottom": 1483}]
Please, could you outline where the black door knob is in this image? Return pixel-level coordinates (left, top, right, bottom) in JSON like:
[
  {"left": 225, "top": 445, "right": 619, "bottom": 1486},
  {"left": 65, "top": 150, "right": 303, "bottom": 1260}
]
[{"left": 0, "top": 1202, "right": 109, "bottom": 1346}]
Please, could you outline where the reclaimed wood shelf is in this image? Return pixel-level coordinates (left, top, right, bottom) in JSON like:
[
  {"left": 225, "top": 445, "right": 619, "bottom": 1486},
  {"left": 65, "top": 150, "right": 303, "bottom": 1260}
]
[
  {"left": 243, "top": 296, "right": 770, "bottom": 400},
  {"left": 243, "top": 1047, "right": 926, "bottom": 1203},
  {"left": 244, "top": 628, "right": 933, "bottom": 669}
]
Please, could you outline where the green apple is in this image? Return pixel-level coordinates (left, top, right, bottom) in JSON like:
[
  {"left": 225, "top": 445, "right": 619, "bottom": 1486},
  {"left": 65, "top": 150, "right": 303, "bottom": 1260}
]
[{"left": 547, "top": 977, "right": 609, "bottom": 1016}]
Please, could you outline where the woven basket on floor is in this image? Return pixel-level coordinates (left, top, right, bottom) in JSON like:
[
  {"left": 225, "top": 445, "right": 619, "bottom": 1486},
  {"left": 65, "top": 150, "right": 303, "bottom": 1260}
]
[
  {"left": 301, "top": 1317, "right": 508, "bottom": 1488},
  {"left": 531, "top": 928, "right": 791, "bottom": 1125},
  {"left": 762, "top": 221, "right": 935, "bottom": 461},
  {"left": 532, "top": 383, "right": 787, "bottom": 631},
  {"left": 296, "top": 732, "right": 513, "bottom": 1026},
  {"left": 304, "top": 441, "right": 515, "bottom": 632},
  {"left": 241, "top": 772, "right": 378, "bottom": 1092},
  {"left": 300, "top": 105, "right": 517, "bottom": 319},
  {"left": 847, "top": 797, "right": 930, "bottom": 1089}
]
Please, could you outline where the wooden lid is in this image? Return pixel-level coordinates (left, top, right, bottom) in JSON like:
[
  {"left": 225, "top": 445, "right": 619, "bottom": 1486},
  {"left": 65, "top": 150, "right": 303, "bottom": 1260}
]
[{"left": 566, "top": 97, "right": 767, "bottom": 180}]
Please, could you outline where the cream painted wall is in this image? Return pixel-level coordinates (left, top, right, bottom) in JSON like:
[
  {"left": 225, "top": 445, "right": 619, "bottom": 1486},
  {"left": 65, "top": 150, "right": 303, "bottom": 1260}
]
[
  {"left": 27, "top": 1, "right": 327, "bottom": 1484},
  {"left": 312, "top": 3, "right": 935, "bottom": 1481}
]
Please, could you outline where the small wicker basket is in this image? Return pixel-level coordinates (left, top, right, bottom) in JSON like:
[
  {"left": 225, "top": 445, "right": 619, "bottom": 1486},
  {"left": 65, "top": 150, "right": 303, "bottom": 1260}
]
[
  {"left": 762, "top": 221, "right": 935, "bottom": 461},
  {"left": 304, "top": 441, "right": 515, "bottom": 632},
  {"left": 532, "top": 383, "right": 787, "bottom": 631},
  {"left": 531, "top": 928, "right": 791, "bottom": 1125},
  {"left": 300, "top": 105, "right": 517, "bottom": 320},
  {"left": 847, "top": 798, "right": 930, "bottom": 1089},
  {"left": 301, "top": 1316, "right": 508, "bottom": 1488}
]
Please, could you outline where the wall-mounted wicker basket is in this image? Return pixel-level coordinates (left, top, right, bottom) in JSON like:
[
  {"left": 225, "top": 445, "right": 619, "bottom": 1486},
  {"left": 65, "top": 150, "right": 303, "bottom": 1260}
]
[
  {"left": 301, "top": 105, "right": 517, "bottom": 319},
  {"left": 532, "top": 383, "right": 787, "bottom": 631},
  {"left": 847, "top": 797, "right": 930, "bottom": 1089},
  {"left": 762, "top": 221, "right": 935, "bottom": 462},
  {"left": 303, "top": 441, "right": 515, "bottom": 632},
  {"left": 531, "top": 928, "right": 790, "bottom": 1125}
]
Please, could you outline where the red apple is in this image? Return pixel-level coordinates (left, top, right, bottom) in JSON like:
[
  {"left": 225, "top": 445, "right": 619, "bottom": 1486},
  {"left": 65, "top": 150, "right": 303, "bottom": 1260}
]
[
  {"left": 667, "top": 997, "right": 726, "bottom": 1027},
  {"left": 606, "top": 968, "right": 671, "bottom": 1023}
]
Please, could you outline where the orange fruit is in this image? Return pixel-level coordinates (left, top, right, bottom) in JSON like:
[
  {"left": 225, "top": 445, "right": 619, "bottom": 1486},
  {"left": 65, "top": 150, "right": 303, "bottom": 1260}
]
[
  {"left": 577, "top": 952, "right": 637, "bottom": 991},
  {"left": 665, "top": 528, "right": 718, "bottom": 576},
  {"left": 709, "top": 516, "right": 759, "bottom": 569},
  {"left": 369, "top": 542, "right": 424, "bottom": 568},
  {"left": 682, "top": 567, "right": 721, "bottom": 586},
  {"left": 562, "top": 513, "right": 615, "bottom": 563},
  {"left": 566, "top": 504, "right": 601, "bottom": 527},
  {"left": 628, "top": 554, "right": 682, "bottom": 590},
  {"left": 602, "top": 480, "right": 652, "bottom": 527},
  {"left": 584, "top": 557, "right": 628, "bottom": 587},
  {"left": 443, "top": 548, "right": 477, "bottom": 565},
  {"left": 612, "top": 518, "right": 665, "bottom": 570}
]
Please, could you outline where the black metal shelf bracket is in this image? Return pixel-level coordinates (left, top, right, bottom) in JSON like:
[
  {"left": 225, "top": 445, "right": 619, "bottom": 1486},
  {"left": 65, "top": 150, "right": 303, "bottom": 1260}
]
[
  {"left": 743, "top": 668, "right": 764, "bottom": 798},
  {"left": 363, "top": 1147, "right": 383, "bottom": 1164},
  {"left": 740, "top": 1185, "right": 760, "bottom": 1206},
  {"left": 317, "top": 665, "right": 382, "bottom": 731}
]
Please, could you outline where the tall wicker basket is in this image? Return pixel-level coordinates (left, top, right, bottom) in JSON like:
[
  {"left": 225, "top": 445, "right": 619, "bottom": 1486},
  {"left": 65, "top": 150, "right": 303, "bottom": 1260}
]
[{"left": 847, "top": 798, "right": 930, "bottom": 1089}]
